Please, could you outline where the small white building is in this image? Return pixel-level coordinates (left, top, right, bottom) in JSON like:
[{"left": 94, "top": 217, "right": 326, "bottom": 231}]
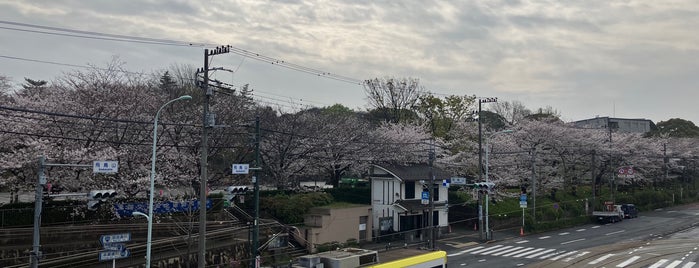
[{"left": 368, "top": 164, "right": 450, "bottom": 243}]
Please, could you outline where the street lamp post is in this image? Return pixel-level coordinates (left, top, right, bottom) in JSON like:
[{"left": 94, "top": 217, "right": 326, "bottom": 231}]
[
  {"left": 484, "top": 129, "right": 513, "bottom": 240},
  {"left": 142, "top": 95, "right": 192, "bottom": 268}
]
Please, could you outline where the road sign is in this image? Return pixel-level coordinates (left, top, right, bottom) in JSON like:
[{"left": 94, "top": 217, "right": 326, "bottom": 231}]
[
  {"left": 98, "top": 249, "right": 130, "bottom": 261},
  {"left": 93, "top": 161, "right": 119, "bottom": 173},
  {"left": 450, "top": 177, "right": 467, "bottom": 185},
  {"left": 520, "top": 194, "right": 527, "bottom": 202},
  {"left": 100, "top": 233, "right": 131, "bottom": 245},
  {"left": 519, "top": 201, "right": 527, "bottom": 208},
  {"left": 617, "top": 166, "right": 635, "bottom": 178},
  {"left": 232, "top": 164, "right": 250, "bottom": 174},
  {"left": 421, "top": 191, "right": 429, "bottom": 205},
  {"left": 102, "top": 243, "right": 125, "bottom": 251}
]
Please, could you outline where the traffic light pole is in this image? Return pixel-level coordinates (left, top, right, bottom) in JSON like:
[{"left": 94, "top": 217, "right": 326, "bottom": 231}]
[{"left": 32, "top": 156, "right": 93, "bottom": 268}]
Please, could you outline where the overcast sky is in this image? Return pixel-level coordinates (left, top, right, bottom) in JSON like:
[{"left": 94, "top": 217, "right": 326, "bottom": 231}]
[{"left": 1, "top": 0, "right": 698, "bottom": 124}]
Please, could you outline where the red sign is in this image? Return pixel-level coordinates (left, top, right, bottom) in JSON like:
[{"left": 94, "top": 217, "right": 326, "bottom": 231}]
[{"left": 617, "top": 166, "right": 635, "bottom": 178}]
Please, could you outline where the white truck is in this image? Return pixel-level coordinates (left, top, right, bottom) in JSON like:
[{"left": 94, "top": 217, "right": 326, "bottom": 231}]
[{"left": 592, "top": 204, "right": 624, "bottom": 223}]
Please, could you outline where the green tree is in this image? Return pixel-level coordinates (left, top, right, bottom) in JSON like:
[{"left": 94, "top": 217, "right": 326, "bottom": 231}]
[
  {"left": 415, "top": 93, "right": 476, "bottom": 138},
  {"left": 648, "top": 118, "right": 699, "bottom": 138}
]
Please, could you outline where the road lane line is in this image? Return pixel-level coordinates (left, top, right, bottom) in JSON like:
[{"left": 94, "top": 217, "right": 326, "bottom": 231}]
[
  {"left": 539, "top": 250, "right": 565, "bottom": 259},
  {"left": 592, "top": 226, "right": 601, "bottom": 229},
  {"left": 682, "top": 261, "right": 696, "bottom": 268},
  {"left": 606, "top": 230, "right": 626, "bottom": 236},
  {"left": 516, "top": 240, "right": 529, "bottom": 244},
  {"left": 616, "top": 256, "right": 641, "bottom": 267},
  {"left": 563, "top": 251, "right": 589, "bottom": 262},
  {"left": 558, "top": 232, "right": 570, "bottom": 235},
  {"left": 576, "top": 228, "right": 586, "bottom": 232},
  {"left": 561, "top": 238, "right": 586, "bottom": 244},
  {"left": 589, "top": 254, "right": 615, "bottom": 265},
  {"left": 539, "top": 236, "right": 551, "bottom": 239}
]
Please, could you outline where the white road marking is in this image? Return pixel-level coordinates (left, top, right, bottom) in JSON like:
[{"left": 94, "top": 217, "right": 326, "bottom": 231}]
[
  {"left": 589, "top": 254, "right": 615, "bottom": 265},
  {"left": 502, "top": 247, "right": 535, "bottom": 257},
  {"left": 616, "top": 256, "right": 641, "bottom": 267},
  {"left": 648, "top": 259, "right": 668, "bottom": 268},
  {"left": 448, "top": 246, "right": 484, "bottom": 256},
  {"left": 480, "top": 245, "right": 513, "bottom": 255},
  {"left": 539, "top": 250, "right": 565, "bottom": 259},
  {"left": 561, "top": 238, "right": 586, "bottom": 245},
  {"left": 606, "top": 230, "right": 626, "bottom": 236},
  {"left": 576, "top": 228, "right": 586, "bottom": 232},
  {"left": 512, "top": 248, "right": 544, "bottom": 258},
  {"left": 471, "top": 245, "right": 504, "bottom": 255},
  {"left": 526, "top": 249, "right": 556, "bottom": 259},
  {"left": 563, "top": 251, "right": 589, "bottom": 262},
  {"left": 558, "top": 232, "right": 570, "bottom": 235},
  {"left": 549, "top": 250, "right": 578, "bottom": 261},
  {"left": 539, "top": 236, "right": 551, "bottom": 239},
  {"left": 592, "top": 226, "right": 601, "bottom": 229},
  {"left": 516, "top": 240, "right": 529, "bottom": 244},
  {"left": 682, "top": 261, "right": 696, "bottom": 268},
  {"left": 491, "top": 246, "right": 523, "bottom": 256},
  {"left": 666, "top": 260, "right": 683, "bottom": 268}
]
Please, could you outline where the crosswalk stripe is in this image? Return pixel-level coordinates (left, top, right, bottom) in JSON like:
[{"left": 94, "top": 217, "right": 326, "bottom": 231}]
[
  {"left": 649, "top": 259, "right": 668, "bottom": 268},
  {"left": 539, "top": 250, "right": 566, "bottom": 259},
  {"left": 502, "top": 247, "right": 535, "bottom": 257},
  {"left": 491, "top": 246, "right": 523, "bottom": 256},
  {"left": 516, "top": 240, "right": 529, "bottom": 244},
  {"left": 447, "top": 246, "right": 483, "bottom": 256},
  {"left": 471, "top": 245, "right": 504, "bottom": 254},
  {"left": 549, "top": 250, "right": 578, "bottom": 261},
  {"left": 563, "top": 251, "right": 589, "bottom": 262},
  {"left": 588, "top": 253, "right": 615, "bottom": 265},
  {"left": 526, "top": 249, "right": 556, "bottom": 259},
  {"left": 666, "top": 260, "right": 684, "bottom": 268},
  {"left": 480, "top": 245, "right": 513, "bottom": 255},
  {"left": 682, "top": 261, "right": 696, "bottom": 268},
  {"left": 513, "top": 248, "right": 545, "bottom": 258},
  {"left": 616, "top": 256, "right": 641, "bottom": 267}
]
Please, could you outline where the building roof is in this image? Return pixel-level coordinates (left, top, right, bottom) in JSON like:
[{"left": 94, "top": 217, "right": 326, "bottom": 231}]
[{"left": 370, "top": 163, "right": 451, "bottom": 182}]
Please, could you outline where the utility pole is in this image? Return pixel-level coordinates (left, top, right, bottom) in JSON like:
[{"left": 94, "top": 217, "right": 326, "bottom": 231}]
[
  {"left": 30, "top": 156, "right": 46, "bottom": 268},
  {"left": 591, "top": 150, "right": 596, "bottom": 213},
  {"left": 197, "top": 46, "right": 232, "bottom": 267},
  {"left": 251, "top": 116, "right": 261, "bottom": 268},
  {"left": 197, "top": 47, "right": 211, "bottom": 268},
  {"left": 427, "top": 139, "right": 435, "bottom": 249},
  {"left": 531, "top": 147, "right": 537, "bottom": 221}
]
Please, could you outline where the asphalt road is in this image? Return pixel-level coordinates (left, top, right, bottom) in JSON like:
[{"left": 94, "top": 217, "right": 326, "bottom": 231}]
[{"left": 443, "top": 203, "right": 699, "bottom": 267}]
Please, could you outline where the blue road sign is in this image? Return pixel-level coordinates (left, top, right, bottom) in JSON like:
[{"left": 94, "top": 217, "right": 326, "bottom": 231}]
[
  {"left": 520, "top": 194, "right": 527, "bottom": 202},
  {"left": 99, "top": 249, "right": 130, "bottom": 261},
  {"left": 103, "top": 243, "right": 125, "bottom": 251},
  {"left": 421, "top": 191, "right": 429, "bottom": 200},
  {"left": 100, "top": 233, "right": 131, "bottom": 245}
]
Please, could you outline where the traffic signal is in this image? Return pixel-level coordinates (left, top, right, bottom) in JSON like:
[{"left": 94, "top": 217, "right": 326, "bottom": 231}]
[
  {"left": 89, "top": 189, "right": 118, "bottom": 201},
  {"left": 224, "top": 186, "right": 250, "bottom": 206},
  {"left": 473, "top": 182, "right": 495, "bottom": 193},
  {"left": 87, "top": 189, "right": 118, "bottom": 211},
  {"left": 226, "top": 186, "right": 249, "bottom": 194}
]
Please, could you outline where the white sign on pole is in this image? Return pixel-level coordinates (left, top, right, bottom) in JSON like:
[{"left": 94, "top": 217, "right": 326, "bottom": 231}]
[
  {"left": 450, "top": 177, "right": 467, "bottom": 185},
  {"left": 232, "top": 164, "right": 250, "bottom": 174},
  {"left": 93, "top": 161, "right": 119, "bottom": 173},
  {"left": 519, "top": 201, "right": 528, "bottom": 208}
]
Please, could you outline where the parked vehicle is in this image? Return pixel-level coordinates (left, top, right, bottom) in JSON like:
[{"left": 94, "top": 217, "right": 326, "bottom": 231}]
[
  {"left": 621, "top": 204, "right": 638, "bottom": 219},
  {"left": 592, "top": 203, "right": 624, "bottom": 223}
]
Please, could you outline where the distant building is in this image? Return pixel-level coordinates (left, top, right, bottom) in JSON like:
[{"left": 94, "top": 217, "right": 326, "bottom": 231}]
[
  {"left": 368, "top": 163, "right": 451, "bottom": 243},
  {"left": 572, "top": 116, "right": 653, "bottom": 133}
]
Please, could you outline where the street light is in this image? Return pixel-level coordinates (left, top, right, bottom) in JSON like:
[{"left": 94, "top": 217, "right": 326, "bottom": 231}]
[
  {"left": 143, "top": 95, "right": 192, "bottom": 268},
  {"left": 484, "top": 129, "right": 513, "bottom": 240}
]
